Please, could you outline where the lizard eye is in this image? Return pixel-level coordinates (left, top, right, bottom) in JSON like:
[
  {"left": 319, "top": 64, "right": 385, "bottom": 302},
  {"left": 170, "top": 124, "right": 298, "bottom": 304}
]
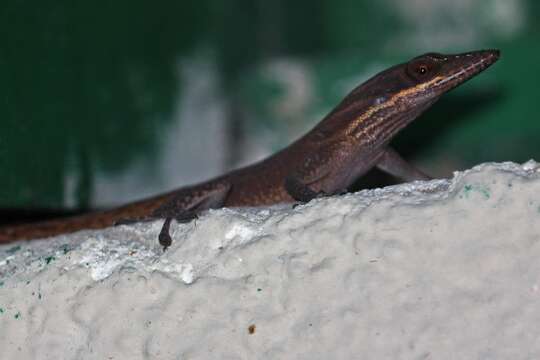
[
  {"left": 417, "top": 65, "right": 428, "bottom": 74},
  {"left": 410, "top": 62, "right": 431, "bottom": 76},
  {"left": 406, "top": 58, "right": 439, "bottom": 81}
]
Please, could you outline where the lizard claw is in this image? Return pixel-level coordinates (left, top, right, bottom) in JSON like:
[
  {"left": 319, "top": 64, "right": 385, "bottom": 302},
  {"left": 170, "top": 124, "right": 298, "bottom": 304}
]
[{"left": 159, "top": 232, "right": 172, "bottom": 251}]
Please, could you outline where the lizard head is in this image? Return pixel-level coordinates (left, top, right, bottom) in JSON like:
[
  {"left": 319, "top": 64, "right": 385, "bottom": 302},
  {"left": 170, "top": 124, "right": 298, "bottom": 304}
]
[
  {"left": 397, "top": 49, "right": 500, "bottom": 104},
  {"left": 324, "top": 49, "right": 500, "bottom": 147}
]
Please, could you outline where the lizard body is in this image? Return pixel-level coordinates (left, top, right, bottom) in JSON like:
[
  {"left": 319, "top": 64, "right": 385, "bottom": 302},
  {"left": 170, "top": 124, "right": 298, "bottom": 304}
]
[{"left": 0, "top": 50, "right": 500, "bottom": 248}]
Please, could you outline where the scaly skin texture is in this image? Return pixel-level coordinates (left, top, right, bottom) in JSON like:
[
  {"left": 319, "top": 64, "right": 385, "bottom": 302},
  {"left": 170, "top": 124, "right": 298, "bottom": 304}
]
[{"left": 0, "top": 49, "right": 500, "bottom": 247}]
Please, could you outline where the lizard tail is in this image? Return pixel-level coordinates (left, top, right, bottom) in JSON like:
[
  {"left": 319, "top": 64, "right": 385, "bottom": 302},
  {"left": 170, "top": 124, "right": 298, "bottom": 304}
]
[{"left": 0, "top": 195, "right": 171, "bottom": 245}]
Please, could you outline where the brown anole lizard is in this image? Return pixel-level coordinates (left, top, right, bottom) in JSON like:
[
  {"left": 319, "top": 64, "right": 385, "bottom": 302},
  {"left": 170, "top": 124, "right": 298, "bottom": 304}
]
[{"left": 0, "top": 50, "right": 500, "bottom": 249}]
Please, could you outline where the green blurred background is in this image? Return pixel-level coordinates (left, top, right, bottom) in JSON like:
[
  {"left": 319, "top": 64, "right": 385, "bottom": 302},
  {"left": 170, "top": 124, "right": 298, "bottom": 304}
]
[{"left": 0, "top": 0, "right": 539, "bottom": 213}]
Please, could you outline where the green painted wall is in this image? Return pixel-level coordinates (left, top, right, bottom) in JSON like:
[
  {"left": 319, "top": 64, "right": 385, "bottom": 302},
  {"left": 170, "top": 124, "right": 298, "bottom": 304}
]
[{"left": 0, "top": 0, "right": 538, "bottom": 210}]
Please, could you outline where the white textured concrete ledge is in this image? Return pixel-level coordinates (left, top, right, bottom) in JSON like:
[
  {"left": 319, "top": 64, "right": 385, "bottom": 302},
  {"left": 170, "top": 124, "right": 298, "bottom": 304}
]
[{"left": 1, "top": 161, "right": 540, "bottom": 359}]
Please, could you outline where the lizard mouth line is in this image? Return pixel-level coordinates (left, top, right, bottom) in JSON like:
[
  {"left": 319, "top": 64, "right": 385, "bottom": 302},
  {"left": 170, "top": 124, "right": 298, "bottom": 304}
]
[{"left": 434, "top": 50, "right": 499, "bottom": 92}]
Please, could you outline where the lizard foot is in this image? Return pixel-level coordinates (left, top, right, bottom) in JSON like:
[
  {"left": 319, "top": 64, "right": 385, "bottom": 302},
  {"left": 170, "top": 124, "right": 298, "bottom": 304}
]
[
  {"left": 159, "top": 218, "right": 173, "bottom": 250},
  {"left": 157, "top": 213, "right": 198, "bottom": 251}
]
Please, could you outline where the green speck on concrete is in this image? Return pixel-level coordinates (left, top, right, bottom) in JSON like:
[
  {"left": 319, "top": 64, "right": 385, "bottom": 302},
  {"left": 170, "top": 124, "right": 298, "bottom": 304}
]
[
  {"left": 462, "top": 184, "right": 490, "bottom": 200},
  {"left": 6, "top": 245, "right": 21, "bottom": 254},
  {"left": 0, "top": 281, "right": 4, "bottom": 287},
  {"left": 257, "top": 288, "right": 262, "bottom": 292},
  {"left": 44, "top": 256, "right": 55, "bottom": 265},
  {"left": 0, "top": 308, "right": 4, "bottom": 314},
  {"left": 38, "top": 293, "right": 42, "bottom": 300},
  {"left": 14, "top": 311, "right": 21, "bottom": 319},
  {"left": 478, "top": 187, "right": 490, "bottom": 199}
]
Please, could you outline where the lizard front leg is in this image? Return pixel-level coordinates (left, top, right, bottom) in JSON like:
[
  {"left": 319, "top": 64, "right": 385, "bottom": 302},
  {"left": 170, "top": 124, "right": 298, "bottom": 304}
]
[
  {"left": 284, "top": 147, "right": 343, "bottom": 203},
  {"left": 376, "top": 146, "right": 431, "bottom": 182},
  {"left": 284, "top": 176, "right": 331, "bottom": 203}
]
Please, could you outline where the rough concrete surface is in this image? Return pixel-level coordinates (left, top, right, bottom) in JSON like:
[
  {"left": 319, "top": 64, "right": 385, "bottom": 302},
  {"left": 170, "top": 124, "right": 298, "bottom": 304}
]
[{"left": 1, "top": 161, "right": 540, "bottom": 359}]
